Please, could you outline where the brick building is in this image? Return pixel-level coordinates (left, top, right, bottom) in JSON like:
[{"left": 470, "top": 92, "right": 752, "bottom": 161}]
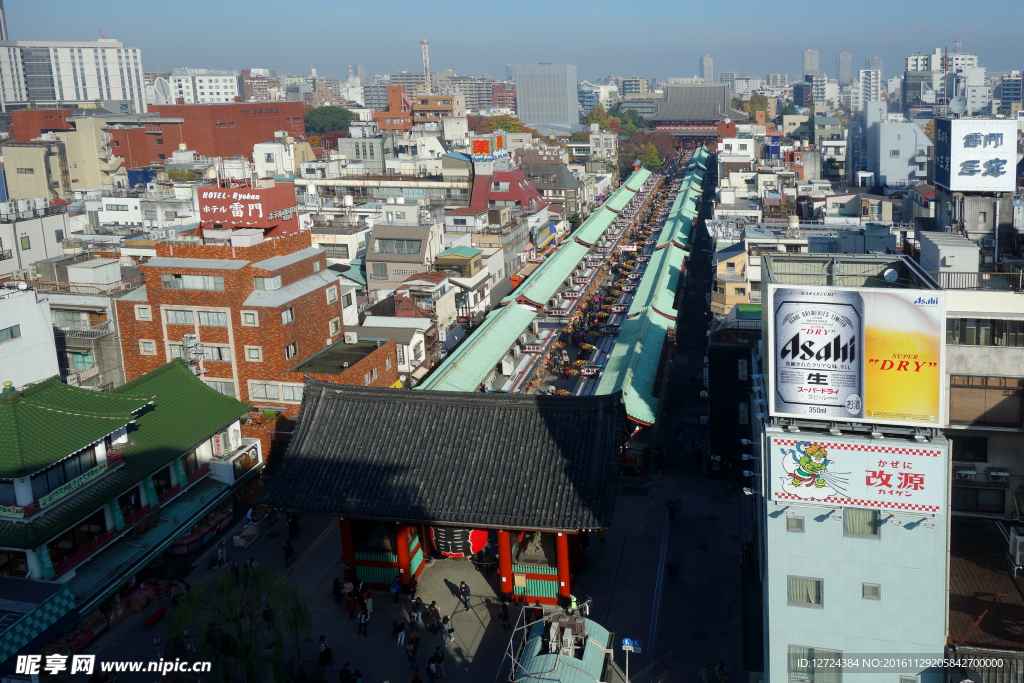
[
  {"left": 106, "top": 102, "right": 305, "bottom": 167},
  {"left": 372, "top": 85, "right": 414, "bottom": 133},
  {"left": 8, "top": 108, "right": 74, "bottom": 141},
  {"left": 115, "top": 231, "right": 399, "bottom": 405},
  {"left": 492, "top": 83, "right": 517, "bottom": 111},
  {"left": 197, "top": 182, "right": 300, "bottom": 237}
]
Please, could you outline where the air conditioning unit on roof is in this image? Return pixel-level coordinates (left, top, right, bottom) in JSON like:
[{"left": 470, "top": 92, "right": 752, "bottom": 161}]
[{"left": 344, "top": 331, "right": 358, "bottom": 344}]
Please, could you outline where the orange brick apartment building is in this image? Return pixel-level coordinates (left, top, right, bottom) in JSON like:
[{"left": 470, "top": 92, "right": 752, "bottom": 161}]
[{"left": 116, "top": 232, "right": 398, "bottom": 405}]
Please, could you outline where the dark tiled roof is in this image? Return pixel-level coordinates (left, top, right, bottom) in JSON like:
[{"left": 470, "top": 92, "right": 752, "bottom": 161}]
[
  {"left": 650, "top": 102, "right": 726, "bottom": 122},
  {"left": 0, "top": 379, "right": 152, "bottom": 478},
  {"left": 261, "top": 383, "right": 623, "bottom": 530},
  {"left": 0, "top": 361, "right": 249, "bottom": 549}
]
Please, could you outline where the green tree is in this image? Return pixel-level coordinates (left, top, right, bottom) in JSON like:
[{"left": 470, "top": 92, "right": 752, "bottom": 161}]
[
  {"left": 780, "top": 102, "right": 799, "bottom": 117},
  {"left": 584, "top": 103, "right": 609, "bottom": 129},
  {"left": 630, "top": 141, "right": 661, "bottom": 169},
  {"left": 748, "top": 93, "right": 769, "bottom": 113},
  {"left": 167, "top": 169, "right": 200, "bottom": 181},
  {"left": 569, "top": 130, "right": 591, "bottom": 142},
  {"left": 169, "top": 564, "right": 311, "bottom": 683},
  {"left": 621, "top": 121, "right": 638, "bottom": 136},
  {"left": 304, "top": 106, "right": 357, "bottom": 135},
  {"left": 567, "top": 213, "right": 582, "bottom": 229}
]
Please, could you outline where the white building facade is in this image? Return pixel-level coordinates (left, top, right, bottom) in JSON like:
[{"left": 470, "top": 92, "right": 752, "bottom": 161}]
[
  {"left": 0, "top": 39, "right": 145, "bottom": 113},
  {"left": 170, "top": 68, "right": 241, "bottom": 104}
]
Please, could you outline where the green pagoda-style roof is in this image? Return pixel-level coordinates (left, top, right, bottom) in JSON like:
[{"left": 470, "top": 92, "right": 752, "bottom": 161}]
[
  {"left": 0, "top": 380, "right": 152, "bottom": 479},
  {"left": 0, "top": 361, "right": 250, "bottom": 549}
]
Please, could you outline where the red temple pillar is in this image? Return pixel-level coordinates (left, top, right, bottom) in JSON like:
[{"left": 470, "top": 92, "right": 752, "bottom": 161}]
[
  {"left": 395, "top": 522, "right": 411, "bottom": 585},
  {"left": 339, "top": 518, "right": 356, "bottom": 581},
  {"left": 555, "top": 532, "right": 571, "bottom": 598},
  {"left": 420, "top": 524, "right": 434, "bottom": 556},
  {"left": 497, "top": 530, "right": 514, "bottom": 599}
]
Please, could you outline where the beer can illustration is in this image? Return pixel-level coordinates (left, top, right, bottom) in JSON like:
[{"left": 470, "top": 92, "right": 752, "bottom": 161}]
[{"left": 773, "top": 287, "right": 865, "bottom": 419}]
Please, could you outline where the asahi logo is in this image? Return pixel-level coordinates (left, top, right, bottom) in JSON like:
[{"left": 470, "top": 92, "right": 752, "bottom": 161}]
[{"left": 779, "top": 331, "right": 856, "bottom": 363}]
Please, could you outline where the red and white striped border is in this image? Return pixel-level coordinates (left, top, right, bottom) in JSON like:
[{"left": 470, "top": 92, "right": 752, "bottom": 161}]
[
  {"left": 773, "top": 492, "right": 939, "bottom": 512},
  {"left": 771, "top": 438, "right": 940, "bottom": 458}
]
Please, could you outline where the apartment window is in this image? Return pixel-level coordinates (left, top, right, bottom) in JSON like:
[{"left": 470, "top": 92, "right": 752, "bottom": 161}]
[
  {"left": 0, "top": 325, "right": 22, "bottom": 344},
  {"left": 326, "top": 286, "right": 338, "bottom": 304},
  {"left": 241, "top": 311, "right": 259, "bottom": 327},
  {"left": 155, "top": 138, "right": 164, "bottom": 145},
  {"left": 169, "top": 343, "right": 184, "bottom": 359},
  {"left": 373, "top": 239, "right": 421, "bottom": 255},
  {"left": 139, "top": 340, "right": 157, "bottom": 355},
  {"left": 952, "top": 436, "right": 987, "bottom": 462},
  {"left": 787, "top": 576, "right": 822, "bottom": 607},
  {"left": 788, "top": 646, "right": 842, "bottom": 683},
  {"left": 253, "top": 275, "right": 282, "bottom": 290},
  {"left": 165, "top": 211, "right": 176, "bottom": 220},
  {"left": 19, "top": 236, "right": 30, "bottom": 250},
  {"left": 161, "top": 273, "right": 224, "bottom": 291},
  {"left": 330, "top": 318, "right": 341, "bottom": 335},
  {"left": 313, "top": 260, "right": 321, "bottom": 273},
  {"left": 201, "top": 346, "right": 231, "bottom": 362},
  {"left": 281, "top": 308, "right": 294, "bottom": 325},
  {"left": 16, "top": 168, "right": 34, "bottom": 174},
  {"left": 285, "top": 342, "right": 297, "bottom": 360},
  {"left": 890, "top": 149, "right": 900, "bottom": 157},
  {"left": 321, "top": 244, "right": 350, "bottom": 259},
  {"left": 198, "top": 311, "right": 228, "bottom": 327},
  {"left": 734, "top": 287, "right": 746, "bottom": 296},
  {"left": 952, "top": 487, "right": 1005, "bottom": 513},
  {"left": 250, "top": 383, "right": 279, "bottom": 400},
  {"left": 165, "top": 309, "right": 194, "bottom": 325},
  {"left": 105, "top": 204, "right": 129, "bottom": 211},
  {"left": 134, "top": 306, "right": 151, "bottom": 321},
  {"left": 843, "top": 509, "right": 879, "bottom": 538},
  {"left": 245, "top": 346, "right": 262, "bottom": 362},
  {"left": 862, "top": 583, "right": 881, "bottom": 600},
  {"left": 947, "top": 318, "right": 1024, "bottom": 347},
  {"left": 385, "top": 357, "right": 392, "bottom": 371},
  {"left": 55, "top": 229, "right": 64, "bottom": 242},
  {"left": 725, "top": 262, "right": 736, "bottom": 273},
  {"left": 453, "top": 218, "right": 467, "bottom": 226},
  {"left": 144, "top": 210, "right": 157, "bottom": 220},
  {"left": 264, "top": 153, "right": 274, "bottom": 163},
  {"left": 342, "top": 292, "right": 354, "bottom": 308},
  {"left": 204, "top": 380, "right": 235, "bottom": 397},
  {"left": 949, "top": 376, "right": 1023, "bottom": 426},
  {"left": 786, "top": 516, "right": 805, "bottom": 533},
  {"left": 363, "top": 370, "right": 376, "bottom": 386},
  {"left": 370, "top": 262, "right": 388, "bottom": 279},
  {"left": 282, "top": 385, "right": 303, "bottom": 402}
]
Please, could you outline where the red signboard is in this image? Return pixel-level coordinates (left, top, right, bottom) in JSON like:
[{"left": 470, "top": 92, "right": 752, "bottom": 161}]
[
  {"left": 198, "top": 183, "right": 300, "bottom": 235},
  {"left": 472, "top": 137, "right": 494, "bottom": 156},
  {"left": 494, "top": 135, "right": 506, "bottom": 150}
]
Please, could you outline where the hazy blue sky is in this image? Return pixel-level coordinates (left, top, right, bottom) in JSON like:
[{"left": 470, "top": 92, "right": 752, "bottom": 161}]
[{"left": 9, "top": 0, "right": 1023, "bottom": 82}]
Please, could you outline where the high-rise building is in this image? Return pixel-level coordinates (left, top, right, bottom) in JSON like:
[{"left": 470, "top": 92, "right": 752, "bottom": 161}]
[
  {"left": 0, "top": 38, "right": 146, "bottom": 113},
  {"left": 511, "top": 63, "right": 579, "bottom": 129},
  {"left": 719, "top": 71, "right": 738, "bottom": 90},
  {"left": 171, "top": 68, "right": 241, "bottom": 104},
  {"left": 767, "top": 73, "right": 789, "bottom": 87},
  {"left": 856, "top": 69, "right": 882, "bottom": 110},
  {"left": 837, "top": 52, "right": 853, "bottom": 82},
  {"left": 620, "top": 77, "right": 648, "bottom": 96},
  {"left": 867, "top": 56, "right": 883, "bottom": 79},
  {"left": 995, "top": 71, "right": 1022, "bottom": 113},
  {"left": 803, "top": 49, "right": 820, "bottom": 77},
  {"left": 700, "top": 55, "right": 714, "bottom": 84},
  {"left": 356, "top": 63, "right": 366, "bottom": 84}
]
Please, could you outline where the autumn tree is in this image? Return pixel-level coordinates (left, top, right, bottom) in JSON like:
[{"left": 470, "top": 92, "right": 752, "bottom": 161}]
[
  {"left": 748, "top": 93, "right": 769, "bottom": 114},
  {"left": 304, "top": 106, "right": 357, "bottom": 135}
]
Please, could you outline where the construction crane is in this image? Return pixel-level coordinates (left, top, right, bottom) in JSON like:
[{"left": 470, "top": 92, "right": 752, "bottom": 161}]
[
  {"left": 98, "top": 30, "right": 106, "bottom": 39},
  {"left": 421, "top": 39, "right": 431, "bottom": 95}
]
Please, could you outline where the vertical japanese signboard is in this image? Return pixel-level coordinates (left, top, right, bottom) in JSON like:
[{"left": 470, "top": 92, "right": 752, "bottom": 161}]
[
  {"left": 767, "top": 285, "right": 945, "bottom": 428},
  {"left": 934, "top": 118, "right": 1016, "bottom": 193},
  {"left": 768, "top": 434, "right": 946, "bottom": 513}
]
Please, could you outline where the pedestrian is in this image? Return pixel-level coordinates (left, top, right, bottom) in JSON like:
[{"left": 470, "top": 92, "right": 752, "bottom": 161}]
[
  {"left": 338, "top": 664, "right": 353, "bottom": 683},
  {"left": 216, "top": 540, "right": 226, "bottom": 568},
  {"left": 318, "top": 635, "right": 333, "bottom": 666},
  {"left": 364, "top": 589, "right": 374, "bottom": 614},
  {"left": 698, "top": 666, "right": 711, "bottom": 683},
  {"left": 427, "top": 601, "right": 441, "bottom": 634},
  {"left": 459, "top": 581, "right": 471, "bottom": 612},
  {"left": 351, "top": 670, "right": 362, "bottom": 683},
  {"left": 405, "top": 641, "right": 418, "bottom": 672},
  {"left": 347, "top": 591, "right": 358, "bottom": 619},
  {"left": 344, "top": 578, "right": 354, "bottom": 595},
  {"left": 426, "top": 655, "right": 438, "bottom": 683},
  {"left": 358, "top": 608, "right": 370, "bottom": 637},
  {"left": 408, "top": 618, "right": 420, "bottom": 647},
  {"left": 333, "top": 577, "right": 343, "bottom": 603},
  {"left": 394, "top": 619, "right": 406, "bottom": 646},
  {"left": 665, "top": 499, "right": 676, "bottom": 523},
  {"left": 441, "top": 616, "right": 454, "bottom": 647},
  {"left": 667, "top": 552, "right": 678, "bottom": 579},
  {"left": 283, "top": 540, "right": 295, "bottom": 566},
  {"left": 500, "top": 603, "right": 510, "bottom": 630},
  {"left": 411, "top": 676, "right": 423, "bottom": 683},
  {"left": 411, "top": 596, "right": 424, "bottom": 624},
  {"left": 715, "top": 662, "right": 730, "bottom": 683},
  {"left": 433, "top": 647, "right": 448, "bottom": 680},
  {"left": 391, "top": 576, "right": 402, "bottom": 603}
]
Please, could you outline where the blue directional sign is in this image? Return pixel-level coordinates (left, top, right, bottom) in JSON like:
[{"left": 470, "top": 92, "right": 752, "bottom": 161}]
[{"left": 622, "top": 638, "right": 633, "bottom": 647}]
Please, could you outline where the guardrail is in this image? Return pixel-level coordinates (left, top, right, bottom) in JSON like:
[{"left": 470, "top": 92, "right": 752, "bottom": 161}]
[
  {"left": 1, "top": 273, "right": 144, "bottom": 296},
  {"left": 931, "top": 271, "right": 1024, "bottom": 292}
]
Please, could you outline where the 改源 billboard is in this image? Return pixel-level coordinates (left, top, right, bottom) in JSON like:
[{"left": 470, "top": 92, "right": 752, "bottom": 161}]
[{"left": 767, "top": 285, "right": 946, "bottom": 428}]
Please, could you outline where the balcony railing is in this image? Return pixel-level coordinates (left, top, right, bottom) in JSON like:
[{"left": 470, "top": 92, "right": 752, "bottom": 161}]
[
  {"left": 932, "top": 271, "right": 1024, "bottom": 292},
  {"left": 55, "top": 320, "right": 115, "bottom": 339},
  {"left": 2, "top": 274, "right": 144, "bottom": 296},
  {"left": 715, "top": 271, "right": 747, "bottom": 283}
]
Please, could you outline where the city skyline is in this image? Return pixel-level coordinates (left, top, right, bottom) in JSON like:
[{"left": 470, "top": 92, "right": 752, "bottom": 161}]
[{"left": 8, "top": 0, "right": 1021, "bottom": 83}]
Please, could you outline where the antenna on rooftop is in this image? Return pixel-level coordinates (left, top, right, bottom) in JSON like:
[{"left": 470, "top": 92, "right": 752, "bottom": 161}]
[{"left": 421, "top": 39, "right": 431, "bottom": 95}]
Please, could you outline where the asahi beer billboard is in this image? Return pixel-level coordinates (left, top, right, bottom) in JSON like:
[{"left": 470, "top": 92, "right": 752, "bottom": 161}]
[
  {"left": 767, "top": 434, "right": 946, "bottom": 513},
  {"left": 767, "top": 285, "right": 945, "bottom": 428}
]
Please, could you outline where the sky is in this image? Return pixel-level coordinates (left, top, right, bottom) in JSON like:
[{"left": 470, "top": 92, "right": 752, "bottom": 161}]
[{"left": 9, "top": 0, "right": 1024, "bottom": 82}]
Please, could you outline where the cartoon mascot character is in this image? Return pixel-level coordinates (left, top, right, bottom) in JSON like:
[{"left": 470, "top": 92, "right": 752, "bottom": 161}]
[{"left": 780, "top": 441, "right": 848, "bottom": 501}]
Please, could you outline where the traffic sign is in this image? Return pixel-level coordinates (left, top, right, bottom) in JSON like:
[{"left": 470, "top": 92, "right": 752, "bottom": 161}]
[{"left": 622, "top": 638, "right": 632, "bottom": 647}]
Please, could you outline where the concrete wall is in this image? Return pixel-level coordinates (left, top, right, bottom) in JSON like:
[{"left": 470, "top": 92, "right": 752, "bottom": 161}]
[
  {"left": 0, "top": 213, "right": 70, "bottom": 277},
  {"left": 0, "top": 289, "right": 60, "bottom": 388}
]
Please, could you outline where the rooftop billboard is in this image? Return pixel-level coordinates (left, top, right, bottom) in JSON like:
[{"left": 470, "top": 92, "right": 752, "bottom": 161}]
[{"left": 934, "top": 117, "right": 1016, "bottom": 193}]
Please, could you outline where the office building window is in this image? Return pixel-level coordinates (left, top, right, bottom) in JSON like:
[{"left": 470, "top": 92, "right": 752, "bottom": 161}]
[
  {"left": 947, "top": 318, "right": 1024, "bottom": 347},
  {"left": 786, "top": 516, "right": 805, "bottom": 533},
  {"left": 385, "top": 358, "right": 392, "bottom": 370},
  {"left": 950, "top": 376, "right": 1023, "bottom": 427},
  {"left": 281, "top": 308, "right": 294, "bottom": 325},
  {"left": 787, "top": 576, "right": 822, "bottom": 607},
  {"left": 16, "top": 168, "right": 34, "bottom": 174},
  {"left": 843, "top": 509, "right": 879, "bottom": 538},
  {"left": 285, "top": 342, "right": 297, "bottom": 360},
  {"left": 788, "top": 646, "right": 842, "bottom": 683},
  {"left": 862, "top": 583, "right": 881, "bottom": 600}
]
